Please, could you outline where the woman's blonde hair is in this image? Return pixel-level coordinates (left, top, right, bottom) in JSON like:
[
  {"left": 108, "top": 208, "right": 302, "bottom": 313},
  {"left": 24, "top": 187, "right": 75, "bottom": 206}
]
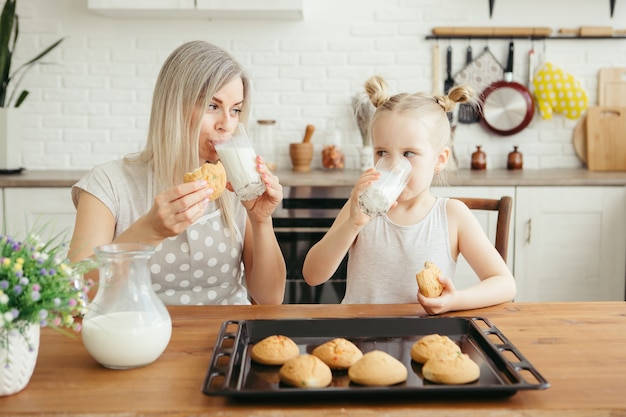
[
  {"left": 127, "top": 40, "right": 250, "bottom": 232},
  {"left": 364, "top": 75, "right": 474, "bottom": 152}
]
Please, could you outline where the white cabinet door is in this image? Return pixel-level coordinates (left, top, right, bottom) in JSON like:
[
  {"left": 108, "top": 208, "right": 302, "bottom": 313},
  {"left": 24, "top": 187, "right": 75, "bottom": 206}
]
[
  {"left": 432, "top": 186, "right": 516, "bottom": 291},
  {"left": 514, "top": 186, "right": 626, "bottom": 302},
  {"left": 0, "top": 189, "right": 4, "bottom": 234},
  {"left": 3, "top": 188, "right": 76, "bottom": 244}
]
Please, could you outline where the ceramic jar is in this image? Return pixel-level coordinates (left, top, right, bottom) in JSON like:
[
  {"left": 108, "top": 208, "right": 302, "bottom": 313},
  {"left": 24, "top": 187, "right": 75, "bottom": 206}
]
[
  {"left": 471, "top": 145, "right": 487, "bottom": 170},
  {"left": 507, "top": 146, "right": 523, "bottom": 170}
]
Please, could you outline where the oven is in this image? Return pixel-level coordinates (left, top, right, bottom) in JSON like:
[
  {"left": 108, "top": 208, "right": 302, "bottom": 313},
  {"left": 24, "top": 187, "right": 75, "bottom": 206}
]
[{"left": 272, "top": 186, "right": 351, "bottom": 304}]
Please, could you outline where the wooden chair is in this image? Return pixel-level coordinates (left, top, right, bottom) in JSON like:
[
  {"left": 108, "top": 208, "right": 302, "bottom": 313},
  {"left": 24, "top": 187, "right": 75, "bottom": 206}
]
[{"left": 453, "top": 196, "right": 513, "bottom": 263}]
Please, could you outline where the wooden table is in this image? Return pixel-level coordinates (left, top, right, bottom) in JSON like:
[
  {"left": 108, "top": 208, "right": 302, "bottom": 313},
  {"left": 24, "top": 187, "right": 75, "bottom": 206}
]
[{"left": 1, "top": 302, "right": 625, "bottom": 416}]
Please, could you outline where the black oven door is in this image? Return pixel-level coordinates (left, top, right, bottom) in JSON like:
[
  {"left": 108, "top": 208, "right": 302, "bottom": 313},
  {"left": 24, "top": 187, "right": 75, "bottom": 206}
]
[{"left": 273, "top": 186, "right": 350, "bottom": 304}]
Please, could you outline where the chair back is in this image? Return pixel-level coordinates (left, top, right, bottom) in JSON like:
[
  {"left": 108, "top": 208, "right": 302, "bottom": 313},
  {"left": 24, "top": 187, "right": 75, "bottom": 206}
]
[{"left": 453, "top": 196, "right": 513, "bottom": 263}]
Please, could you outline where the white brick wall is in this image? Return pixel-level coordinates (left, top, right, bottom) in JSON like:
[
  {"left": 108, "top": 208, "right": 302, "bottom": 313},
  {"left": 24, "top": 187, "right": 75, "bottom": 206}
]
[{"left": 8, "top": 0, "right": 626, "bottom": 171}]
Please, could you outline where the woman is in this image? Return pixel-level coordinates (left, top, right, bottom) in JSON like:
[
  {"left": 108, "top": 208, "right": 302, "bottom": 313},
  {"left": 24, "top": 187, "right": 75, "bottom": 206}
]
[
  {"left": 303, "top": 75, "right": 516, "bottom": 314},
  {"left": 69, "top": 41, "right": 286, "bottom": 305}
]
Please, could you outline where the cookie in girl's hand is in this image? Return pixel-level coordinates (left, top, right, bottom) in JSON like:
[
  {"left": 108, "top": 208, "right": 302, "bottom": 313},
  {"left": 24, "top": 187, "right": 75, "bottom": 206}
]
[{"left": 416, "top": 261, "right": 443, "bottom": 297}]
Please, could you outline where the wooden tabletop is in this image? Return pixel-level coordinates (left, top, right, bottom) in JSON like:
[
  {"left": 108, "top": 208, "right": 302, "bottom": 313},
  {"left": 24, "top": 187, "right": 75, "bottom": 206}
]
[{"left": 1, "top": 302, "right": 625, "bottom": 416}]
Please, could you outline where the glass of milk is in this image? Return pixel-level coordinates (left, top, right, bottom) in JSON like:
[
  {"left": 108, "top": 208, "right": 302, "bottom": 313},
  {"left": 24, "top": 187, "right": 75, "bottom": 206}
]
[
  {"left": 215, "top": 123, "right": 266, "bottom": 201},
  {"left": 82, "top": 243, "right": 172, "bottom": 370},
  {"left": 358, "top": 156, "right": 412, "bottom": 216}
]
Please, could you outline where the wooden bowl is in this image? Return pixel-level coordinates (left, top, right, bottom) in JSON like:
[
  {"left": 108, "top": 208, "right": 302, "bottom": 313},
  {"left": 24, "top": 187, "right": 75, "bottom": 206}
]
[{"left": 289, "top": 143, "right": 314, "bottom": 172}]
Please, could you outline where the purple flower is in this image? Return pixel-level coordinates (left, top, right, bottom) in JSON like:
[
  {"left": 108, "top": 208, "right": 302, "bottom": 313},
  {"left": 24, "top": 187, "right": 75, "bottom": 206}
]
[
  {"left": 48, "top": 268, "right": 56, "bottom": 275},
  {"left": 15, "top": 270, "right": 23, "bottom": 278},
  {"left": 13, "top": 285, "right": 22, "bottom": 295},
  {"left": 40, "top": 268, "right": 48, "bottom": 276},
  {"left": 39, "top": 309, "right": 48, "bottom": 319},
  {"left": 10, "top": 308, "right": 18, "bottom": 318},
  {"left": 0, "top": 280, "right": 7, "bottom": 289}
]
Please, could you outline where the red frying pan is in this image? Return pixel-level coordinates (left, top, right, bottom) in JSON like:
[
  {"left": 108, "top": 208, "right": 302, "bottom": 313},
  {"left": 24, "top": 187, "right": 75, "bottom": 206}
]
[{"left": 480, "top": 41, "right": 535, "bottom": 136}]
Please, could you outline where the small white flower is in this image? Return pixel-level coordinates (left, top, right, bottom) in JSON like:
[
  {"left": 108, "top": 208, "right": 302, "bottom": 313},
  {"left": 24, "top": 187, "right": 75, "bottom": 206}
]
[{"left": 2, "top": 311, "right": 14, "bottom": 323}]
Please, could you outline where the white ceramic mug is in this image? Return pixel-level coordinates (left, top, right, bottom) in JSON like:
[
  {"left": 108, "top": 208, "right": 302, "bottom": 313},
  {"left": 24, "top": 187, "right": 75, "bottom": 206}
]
[
  {"left": 215, "top": 123, "right": 266, "bottom": 201},
  {"left": 358, "top": 156, "right": 412, "bottom": 216}
]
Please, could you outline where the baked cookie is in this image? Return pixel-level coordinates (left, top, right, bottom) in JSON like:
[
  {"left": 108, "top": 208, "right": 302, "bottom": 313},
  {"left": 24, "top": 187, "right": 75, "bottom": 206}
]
[
  {"left": 312, "top": 338, "right": 363, "bottom": 370},
  {"left": 416, "top": 261, "right": 444, "bottom": 297},
  {"left": 279, "top": 354, "right": 333, "bottom": 388},
  {"left": 410, "top": 334, "right": 460, "bottom": 364},
  {"left": 348, "top": 350, "right": 407, "bottom": 386},
  {"left": 422, "top": 352, "right": 480, "bottom": 385},
  {"left": 183, "top": 161, "right": 227, "bottom": 201},
  {"left": 250, "top": 335, "right": 300, "bottom": 366}
]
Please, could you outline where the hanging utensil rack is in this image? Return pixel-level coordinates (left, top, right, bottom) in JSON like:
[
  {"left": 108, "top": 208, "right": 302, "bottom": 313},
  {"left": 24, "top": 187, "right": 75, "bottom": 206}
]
[{"left": 427, "top": 27, "right": 626, "bottom": 40}]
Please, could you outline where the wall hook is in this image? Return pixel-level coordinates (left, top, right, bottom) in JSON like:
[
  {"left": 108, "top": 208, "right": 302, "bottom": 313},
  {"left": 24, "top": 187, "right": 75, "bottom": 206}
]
[{"left": 489, "top": 0, "right": 495, "bottom": 18}]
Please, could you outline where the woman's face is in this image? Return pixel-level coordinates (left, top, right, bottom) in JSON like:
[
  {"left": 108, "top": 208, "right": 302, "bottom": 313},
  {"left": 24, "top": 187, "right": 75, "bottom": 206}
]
[
  {"left": 198, "top": 77, "right": 244, "bottom": 163},
  {"left": 371, "top": 112, "right": 448, "bottom": 201}
]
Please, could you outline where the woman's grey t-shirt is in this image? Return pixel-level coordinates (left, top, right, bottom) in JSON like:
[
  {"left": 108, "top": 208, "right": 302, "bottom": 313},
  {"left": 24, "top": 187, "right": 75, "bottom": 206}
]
[{"left": 72, "top": 159, "right": 250, "bottom": 306}]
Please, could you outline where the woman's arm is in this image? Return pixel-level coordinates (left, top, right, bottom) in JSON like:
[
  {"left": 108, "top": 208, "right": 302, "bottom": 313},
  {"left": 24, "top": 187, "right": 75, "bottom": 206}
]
[
  {"left": 240, "top": 160, "right": 286, "bottom": 304},
  {"left": 69, "top": 181, "right": 212, "bottom": 262}
]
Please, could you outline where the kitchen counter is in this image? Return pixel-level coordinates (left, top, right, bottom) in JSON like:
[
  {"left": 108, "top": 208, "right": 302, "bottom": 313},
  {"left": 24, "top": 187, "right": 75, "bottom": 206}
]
[
  {"left": 0, "top": 301, "right": 624, "bottom": 416},
  {"left": 1, "top": 168, "right": 626, "bottom": 188}
]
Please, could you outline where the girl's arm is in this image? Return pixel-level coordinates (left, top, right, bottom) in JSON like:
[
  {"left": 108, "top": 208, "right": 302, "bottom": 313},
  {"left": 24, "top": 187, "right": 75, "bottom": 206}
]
[
  {"left": 419, "top": 199, "right": 516, "bottom": 314},
  {"left": 302, "top": 169, "right": 380, "bottom": 286}
]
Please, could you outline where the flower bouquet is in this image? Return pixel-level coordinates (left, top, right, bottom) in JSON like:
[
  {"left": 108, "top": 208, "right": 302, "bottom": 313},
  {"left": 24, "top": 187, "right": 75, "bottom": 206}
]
[{"left": 0, "top": 230, "right": 95, "bottom": 366}]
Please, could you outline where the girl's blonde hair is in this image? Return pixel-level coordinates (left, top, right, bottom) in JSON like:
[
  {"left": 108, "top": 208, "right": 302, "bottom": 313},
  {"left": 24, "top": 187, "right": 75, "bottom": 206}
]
[
  {"left": 364, "top": 75, "right": 475, "bottom": 152},
  {"left": 127, "top": 40, "right": 251, "bottom": 232}
]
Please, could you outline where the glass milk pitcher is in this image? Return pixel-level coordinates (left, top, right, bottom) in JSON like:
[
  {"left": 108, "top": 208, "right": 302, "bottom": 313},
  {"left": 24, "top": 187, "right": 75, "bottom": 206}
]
[{"left": 81, "top": 243, "right": 172, "bottom": 370}]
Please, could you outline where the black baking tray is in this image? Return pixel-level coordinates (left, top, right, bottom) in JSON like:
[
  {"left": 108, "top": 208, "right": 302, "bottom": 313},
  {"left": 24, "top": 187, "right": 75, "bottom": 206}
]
[{"left": 202, "top": 316, "right": 549, "bottom": 399}]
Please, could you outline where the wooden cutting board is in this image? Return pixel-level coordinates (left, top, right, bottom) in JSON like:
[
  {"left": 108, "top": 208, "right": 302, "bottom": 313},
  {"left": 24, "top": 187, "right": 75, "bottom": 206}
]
[
  {"left": 586, "top": 106, "right": 626, "bottom": 171},
  {"left": 598, "top": 68, "right": 626, "bottom": 106}
]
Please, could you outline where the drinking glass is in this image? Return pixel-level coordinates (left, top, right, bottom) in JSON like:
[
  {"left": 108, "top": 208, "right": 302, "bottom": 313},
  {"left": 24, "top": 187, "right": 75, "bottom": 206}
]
[
  {"left": 215, "top": 123, "right": 266, "bottom": 201},
  {"left": 358, "top": 156, "right": 412, "bottom": 216}
]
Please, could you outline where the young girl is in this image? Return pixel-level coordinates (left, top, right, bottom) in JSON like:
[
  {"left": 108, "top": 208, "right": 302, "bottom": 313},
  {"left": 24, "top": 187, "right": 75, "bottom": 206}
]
[{"left": 302, "top": 75, "right": 516, "bottom": 314}]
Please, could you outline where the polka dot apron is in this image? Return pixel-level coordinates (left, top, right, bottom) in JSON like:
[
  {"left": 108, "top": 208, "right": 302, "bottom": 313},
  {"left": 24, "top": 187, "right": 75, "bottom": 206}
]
[{"left": 147, "top": 173, "right": 250, "bottom": 305}]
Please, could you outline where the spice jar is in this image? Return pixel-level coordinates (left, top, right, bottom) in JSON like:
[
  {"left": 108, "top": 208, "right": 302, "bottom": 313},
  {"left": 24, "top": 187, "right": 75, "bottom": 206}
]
[
  {"left": 471, "top": 145, "right": 487, "bottom": 170},
  {"left": 507, "top": 146, "right": 523, "bottom": 170},
  {"left": 321, "top": 130, "right": 345, "bottom": 170},
  {"left": 255, "top": 120, "right": 277, "bottom": 171}
]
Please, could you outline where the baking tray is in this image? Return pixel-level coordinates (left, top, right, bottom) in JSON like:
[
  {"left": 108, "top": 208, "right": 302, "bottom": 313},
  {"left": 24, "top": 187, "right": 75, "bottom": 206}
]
[{"left": 202, "top": 316, "right": 549, "bottom": 399}]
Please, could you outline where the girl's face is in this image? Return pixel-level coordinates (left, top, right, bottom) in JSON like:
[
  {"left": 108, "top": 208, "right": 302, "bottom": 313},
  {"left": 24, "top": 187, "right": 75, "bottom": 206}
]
[
  {"left": 198, "top": 77, "right": 244, "bottom": 163},
  {"left": 371, "top": 112, "right": 448, "bottom": 202}
]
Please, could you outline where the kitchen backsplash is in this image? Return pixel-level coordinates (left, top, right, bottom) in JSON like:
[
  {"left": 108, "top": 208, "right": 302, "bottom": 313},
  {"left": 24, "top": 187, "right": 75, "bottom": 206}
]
[{"left": 10, "top": 0, "right": 626, "bottom": 171}]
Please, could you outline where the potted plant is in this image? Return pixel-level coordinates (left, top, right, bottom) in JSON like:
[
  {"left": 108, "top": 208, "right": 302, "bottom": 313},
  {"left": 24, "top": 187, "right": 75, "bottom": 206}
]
[
  {"left": 0, "top": 228, "right": 94, "bottom": 396},
  {"left": 0, "top": 0, "right": 64, "bottom": 172}
]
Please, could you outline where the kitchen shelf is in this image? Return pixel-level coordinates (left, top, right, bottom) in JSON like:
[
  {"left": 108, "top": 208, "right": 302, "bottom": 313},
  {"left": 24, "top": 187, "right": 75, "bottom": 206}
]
[{"left": 426, "top": 35, "right": 626, "bottom": 40}]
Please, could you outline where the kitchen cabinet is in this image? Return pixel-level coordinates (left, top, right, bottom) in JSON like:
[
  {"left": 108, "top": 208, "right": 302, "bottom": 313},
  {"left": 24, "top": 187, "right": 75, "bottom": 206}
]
[
  {"left": 513, "top": 186, "right": 626, "bottom": 302},
  {"left": 3, "top": 188, "right": 76, "bottom": 246},
  {"left": 87, "top": 0, "right": 304, "bottom": 20},
  {"left": 432, "top": 186, "right": 515, "bottom": 291},
  {"left": 0, "top": 190, "right": 3, "bottom": 234}
]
